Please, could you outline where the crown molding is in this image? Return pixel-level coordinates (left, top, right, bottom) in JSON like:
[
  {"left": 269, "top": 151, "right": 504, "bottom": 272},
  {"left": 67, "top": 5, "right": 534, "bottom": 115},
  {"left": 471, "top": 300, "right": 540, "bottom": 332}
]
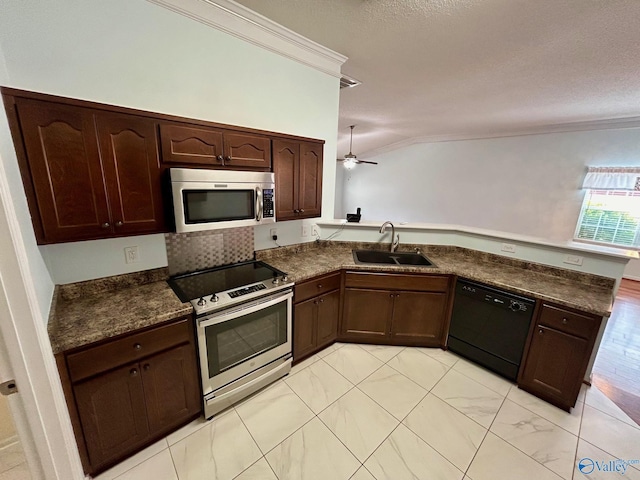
[
  {"left": 362, "top": 115, "right": 640, "bottom": 158},
  {"left": 146, "top": 0, "right": 347, "bottom": 78}
]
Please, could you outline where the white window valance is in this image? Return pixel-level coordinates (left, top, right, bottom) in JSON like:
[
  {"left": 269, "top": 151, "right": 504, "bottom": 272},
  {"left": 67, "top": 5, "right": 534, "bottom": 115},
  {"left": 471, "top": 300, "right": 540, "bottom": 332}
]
[{"left": 582, "top": 166, "right": 640, "bottom": 191}]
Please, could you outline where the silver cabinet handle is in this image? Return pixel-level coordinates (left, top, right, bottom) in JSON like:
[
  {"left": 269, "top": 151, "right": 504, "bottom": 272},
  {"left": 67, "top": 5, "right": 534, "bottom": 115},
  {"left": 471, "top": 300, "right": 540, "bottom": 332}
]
[
  {"left": 134, "top": 343, "right": 142, "bottom": 351},
  {"left": 101, "top": 222, "right": 110, "bottom": 228},
  {"left": 115, "top": 221, "right": 123, "bottom": 227},
  {"left": 539, "top": 329, "right": 544, "bottom": 334},
  {"left": 130, "top": 368, "right": 138, "bottom": 377},
  {"left": 562, "top": 318, "right": 568, "bottom": 324},
  {"left": 225, "top": 155, "right": 232, "bottom": 162}
]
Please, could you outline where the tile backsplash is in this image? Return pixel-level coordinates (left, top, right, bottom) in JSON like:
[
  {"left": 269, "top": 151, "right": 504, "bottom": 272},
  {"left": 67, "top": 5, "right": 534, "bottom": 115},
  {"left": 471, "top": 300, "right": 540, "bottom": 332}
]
[{"left": 165, "top": 227, "right": 254, "bottom": 275}]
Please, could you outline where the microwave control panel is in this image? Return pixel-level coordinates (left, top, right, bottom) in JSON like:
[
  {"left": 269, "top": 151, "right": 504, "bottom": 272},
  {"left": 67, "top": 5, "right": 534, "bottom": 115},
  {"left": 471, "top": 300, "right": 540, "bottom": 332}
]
[{"left": 263, "top": 189, "right": 274, "bottom": 218}]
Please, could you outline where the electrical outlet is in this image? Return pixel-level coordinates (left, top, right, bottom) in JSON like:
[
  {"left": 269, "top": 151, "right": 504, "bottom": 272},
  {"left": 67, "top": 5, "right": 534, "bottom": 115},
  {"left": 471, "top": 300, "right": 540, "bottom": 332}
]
[
  {"left": 501, "top": 243, "right": 516, "bottom": 253},
  {"left": 564, "top": 254, "right": 584, "bottom": 266},
  {"left": 301, "top": 225, "right": 310, "bottom": 237},
  {"left": 124, "top": 246, "right": 139, "bottom": 264},
  {"left": 311, "top": 224, "right": 319, "bottom": 237}
]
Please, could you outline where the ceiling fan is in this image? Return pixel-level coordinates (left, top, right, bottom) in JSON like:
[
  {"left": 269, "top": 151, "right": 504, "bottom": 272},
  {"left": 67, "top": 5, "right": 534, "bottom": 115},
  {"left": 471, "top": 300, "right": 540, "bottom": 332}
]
[{"left": 337, "top": 125, "right": 378, "bottom": 169}]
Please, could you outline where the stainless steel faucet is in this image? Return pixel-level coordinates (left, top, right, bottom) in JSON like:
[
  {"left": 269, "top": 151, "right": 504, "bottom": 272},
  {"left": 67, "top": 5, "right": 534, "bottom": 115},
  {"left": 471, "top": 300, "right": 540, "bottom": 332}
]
[{"left": 379, "top": 221, "right": 400, "bottom": 252}]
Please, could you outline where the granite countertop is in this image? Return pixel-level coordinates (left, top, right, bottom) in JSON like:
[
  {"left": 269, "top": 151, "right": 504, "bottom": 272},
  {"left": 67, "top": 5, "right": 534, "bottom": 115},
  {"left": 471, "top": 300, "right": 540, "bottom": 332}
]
[
  {"left": 48, "top": 268, "right": 193, "bottom": 354},
  {"left": 48, "top": 241, "right": 615, "bottom": 354},
  {"left": 257, "top": 241, "right": 615, "bottom": 317}
]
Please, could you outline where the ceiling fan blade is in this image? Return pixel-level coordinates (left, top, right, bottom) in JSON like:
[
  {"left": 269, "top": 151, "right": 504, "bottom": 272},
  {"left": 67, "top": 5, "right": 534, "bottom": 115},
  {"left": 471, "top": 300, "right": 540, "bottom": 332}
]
[{"left": 355, "top": 160, "right": 378, "bottom": 165}]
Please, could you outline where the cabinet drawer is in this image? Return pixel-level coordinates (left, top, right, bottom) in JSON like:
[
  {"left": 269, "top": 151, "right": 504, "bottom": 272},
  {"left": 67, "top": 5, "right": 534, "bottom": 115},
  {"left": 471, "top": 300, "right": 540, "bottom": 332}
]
[
  {"left": 345, "top": 272, "right": 449, "bottom": 292},
  {"left": 67, "top": 318, "right": 191, "bottom": 382},
  {"left": 295, "top": 272, "right": 341, "bottom": 303},
  {"left": 538, "top": 304, "right": 599, "bottom": 339}
]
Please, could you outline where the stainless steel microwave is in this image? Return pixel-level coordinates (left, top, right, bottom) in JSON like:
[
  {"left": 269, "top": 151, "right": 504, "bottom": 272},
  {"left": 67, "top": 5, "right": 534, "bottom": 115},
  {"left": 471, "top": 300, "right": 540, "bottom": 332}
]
[{"left": 170, "top": 168, "right": 275, "bottom": 233}]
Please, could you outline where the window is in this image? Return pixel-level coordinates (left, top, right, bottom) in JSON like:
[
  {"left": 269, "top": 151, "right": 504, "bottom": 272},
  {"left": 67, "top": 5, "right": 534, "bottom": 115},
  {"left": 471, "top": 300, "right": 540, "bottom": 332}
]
[{"left": 574, "top": 190, "right": 640, "bottom": 248}]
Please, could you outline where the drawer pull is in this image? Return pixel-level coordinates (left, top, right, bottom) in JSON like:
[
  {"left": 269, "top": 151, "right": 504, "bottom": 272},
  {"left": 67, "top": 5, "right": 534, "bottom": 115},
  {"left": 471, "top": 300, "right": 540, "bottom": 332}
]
[
  {"left": 101, "top": 222, "right": 110, "bottom": 229},
  {"left": 317, "top": 284, "right": 323, "bottom": 289},
  {"left": 130, "top": 368, "right": 138, "bottom": 377},
  {"left": 143, "top": 364, "right": 150, "bottom": 371},
  {"left": 562, "top": 318, "right": 568, "bottom": 325},
  {"left": 134, "top": 343, "right": 142, "bottom": 351},
  {"left": 319, "top": 298, "right": 324, "bottom": 303},
  {"left": 539, "top": 329, "right": 544, "bottom": 334}
]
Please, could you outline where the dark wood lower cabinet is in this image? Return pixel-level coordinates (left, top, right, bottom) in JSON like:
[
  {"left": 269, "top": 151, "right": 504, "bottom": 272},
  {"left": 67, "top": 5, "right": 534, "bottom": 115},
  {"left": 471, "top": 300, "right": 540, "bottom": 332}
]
[
  {"left": 139, "top": 344, "right": 201, "bottom": 435},
  {"left": 340, "top": 272, "right": 450, "bottom": 347},
  {"left": 518, "top": 303, "right": 601, "bottom": 411},
  {"left": 341, "top": 289, "right": 392, "bottom": 340},
  {"left": 58, "top": 317, "right": 201, "bottom": 476},
  {"left": 391, "top": 291, "right": 447, "bottom": 345},
  {"left": 74, "top": 363, "right": 149, "bottom": 468},
  {"left": 293, "top": 272, "right": 341, "bottom": 361}
]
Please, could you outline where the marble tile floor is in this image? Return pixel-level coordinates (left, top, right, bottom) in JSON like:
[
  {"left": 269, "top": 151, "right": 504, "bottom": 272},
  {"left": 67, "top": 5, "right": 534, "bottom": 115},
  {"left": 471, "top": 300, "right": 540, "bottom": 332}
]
[
  {"left": 94, "top": 343, "right": 640, "bottom": 480},
  {"left": 0, "top": 442, "right": 30, "bottom": 480}
]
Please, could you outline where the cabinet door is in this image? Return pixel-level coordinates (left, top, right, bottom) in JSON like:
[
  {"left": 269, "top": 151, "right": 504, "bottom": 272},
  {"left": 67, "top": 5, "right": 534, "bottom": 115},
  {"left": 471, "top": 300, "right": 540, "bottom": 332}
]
[
  {"left": 16, "top": 99, "right": 111, "bottom": 243},
  {"left": 273, "top": 139, "right": 299, "bottom": 221},
  {"left": 159, "top": 123, "right": 224, "bottom": 166},
  {"left": 140, "top": 344, "right": 201, "bottom": 435},
  {"left": 297, "top": 142, "right": 323, "bottom": 218},
  {"left": 96, "top": 114, "right": 166, "bottom": 235},
  {"left": 223, "top": 132, "right": 271, "bottom": 170},
  {"left": 293, "top": 298, "right": 317, "bottom": 361},
  {"left": 520, "top": 325, "right": 588, "bottom": 409},
  {"left": 74, "top": 363, "right": 149, "bottom": 469},
  {"left": 341, "top": 288, "right": 392, "bottom": 341},
  {"left": 316, "top": 290, "right": 340, "bottom": 349},
  {"left": 391, "top": 291, "right": 447, "bottom": 346}
]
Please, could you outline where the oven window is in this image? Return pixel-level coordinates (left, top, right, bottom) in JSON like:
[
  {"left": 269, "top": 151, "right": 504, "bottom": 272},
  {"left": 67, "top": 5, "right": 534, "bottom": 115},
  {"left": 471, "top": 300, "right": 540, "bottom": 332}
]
[
  {"left": 205, "top": 301, "right": 288, "bottom": 378},
  {"left": 183, "top": 189, "right": 255, "bottom": 224}
]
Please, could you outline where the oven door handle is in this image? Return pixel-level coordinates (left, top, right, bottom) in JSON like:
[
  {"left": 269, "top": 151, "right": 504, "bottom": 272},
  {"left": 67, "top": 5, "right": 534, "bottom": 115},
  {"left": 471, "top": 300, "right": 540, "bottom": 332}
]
[{"left": 198, "top": 290, "right": 293, "bottom": 328}]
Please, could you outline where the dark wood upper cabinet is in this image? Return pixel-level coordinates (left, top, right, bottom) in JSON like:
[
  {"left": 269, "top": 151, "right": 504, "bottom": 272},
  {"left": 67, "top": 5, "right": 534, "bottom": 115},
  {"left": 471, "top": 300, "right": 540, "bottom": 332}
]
[
  {"left": 9, "top": 97, "right": 166, "bottom": 244},
  {"left": 159, "top": 124, "right": 271, "bottom": 170},
  {"left": 273, "top": 139, "right": 323, "bottom": 221},
  {"left": 15, "top": 99, "right": 111, "bottom": 243},
  {"left": 298, "top": 142, "right": 323, "bottom": 218},
  {"left": 273, "top": 140, "right": 299, "bottom": 220},
  {"left": 3, "top": 88, "right": 324, "bottom": 243},
  {"left": 96, "top": 114, "right": 165, "bottom": 236},
  {"left": 223, "top": 132, "right": 271, "bottom": 169},
  {"left": 159, "top": 123, "right": 224, "bottom": 166}
]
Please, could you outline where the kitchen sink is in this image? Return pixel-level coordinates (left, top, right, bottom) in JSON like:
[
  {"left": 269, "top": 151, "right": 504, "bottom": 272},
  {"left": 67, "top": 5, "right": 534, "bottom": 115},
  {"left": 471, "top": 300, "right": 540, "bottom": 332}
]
[{"left": 352, "top": 250, "right": 435, "bottom": 267}]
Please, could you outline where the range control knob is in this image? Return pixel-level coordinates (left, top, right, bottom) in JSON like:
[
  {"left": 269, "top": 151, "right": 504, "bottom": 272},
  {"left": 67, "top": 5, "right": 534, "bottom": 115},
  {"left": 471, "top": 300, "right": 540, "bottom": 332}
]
[
  {"left": 509, "top": 301, "right": 523, "bottom": 312},
  {"left": 282, "top": 275, "right": 289, "bottom": 283},
  {"left": 210, "top": 294, "right": 219, "bottom": 303},
  {"left": 272, "top": 277, "right": 280, "bottom": 285},
  {"left": 197, "top": 297, "right": 206, "bottom": 306}
]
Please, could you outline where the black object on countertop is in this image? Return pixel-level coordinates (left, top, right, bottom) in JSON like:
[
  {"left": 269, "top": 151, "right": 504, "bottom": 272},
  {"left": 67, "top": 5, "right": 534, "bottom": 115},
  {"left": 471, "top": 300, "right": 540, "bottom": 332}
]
[{"left": 346, "top": 207, "right": 361, "bottom": 223}]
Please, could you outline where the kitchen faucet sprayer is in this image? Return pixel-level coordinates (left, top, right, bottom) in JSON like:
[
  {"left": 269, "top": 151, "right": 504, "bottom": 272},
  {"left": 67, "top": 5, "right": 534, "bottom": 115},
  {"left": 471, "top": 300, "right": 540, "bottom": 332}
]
[{"left": 379, "top": 221, "right": 400, "bottom": 252}]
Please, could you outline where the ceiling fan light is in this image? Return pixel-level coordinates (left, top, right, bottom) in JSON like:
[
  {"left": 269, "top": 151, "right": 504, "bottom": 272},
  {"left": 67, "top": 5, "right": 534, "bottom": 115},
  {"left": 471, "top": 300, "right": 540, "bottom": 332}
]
[{"left": 343, "top": 157, "right": 357, "bottom": 169}]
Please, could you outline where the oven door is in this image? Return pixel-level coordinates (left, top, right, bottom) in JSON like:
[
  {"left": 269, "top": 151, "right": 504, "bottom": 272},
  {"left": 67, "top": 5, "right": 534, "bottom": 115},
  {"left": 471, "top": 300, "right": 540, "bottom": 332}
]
[{"left": 196, "top": 290, "right": 292, "bottom": 395}]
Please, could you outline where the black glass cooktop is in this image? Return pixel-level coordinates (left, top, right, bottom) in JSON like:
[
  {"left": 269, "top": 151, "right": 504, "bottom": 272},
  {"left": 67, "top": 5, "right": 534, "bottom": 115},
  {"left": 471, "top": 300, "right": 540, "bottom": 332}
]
[{"left": 168, "top": 261, "right": 285, "bottom": 302}]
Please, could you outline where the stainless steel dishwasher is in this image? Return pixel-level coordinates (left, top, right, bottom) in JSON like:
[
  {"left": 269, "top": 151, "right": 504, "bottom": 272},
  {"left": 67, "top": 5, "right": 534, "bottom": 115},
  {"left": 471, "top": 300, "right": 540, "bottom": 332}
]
[{"left": 447, "top": 279, "right": 536, "bottom": 381}]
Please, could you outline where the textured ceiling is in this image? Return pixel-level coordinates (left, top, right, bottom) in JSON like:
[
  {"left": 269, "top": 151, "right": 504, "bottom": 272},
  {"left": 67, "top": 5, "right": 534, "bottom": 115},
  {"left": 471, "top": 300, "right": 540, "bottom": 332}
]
[{"left": 234, "top": 0, "right": 640, "bottom": 159}]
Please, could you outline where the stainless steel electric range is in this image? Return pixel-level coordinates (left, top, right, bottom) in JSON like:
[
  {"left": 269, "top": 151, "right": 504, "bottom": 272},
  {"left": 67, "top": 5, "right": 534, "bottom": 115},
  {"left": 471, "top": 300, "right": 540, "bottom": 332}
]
[{"left": 169, "top": 260, "right": 293, "bottom": 419}]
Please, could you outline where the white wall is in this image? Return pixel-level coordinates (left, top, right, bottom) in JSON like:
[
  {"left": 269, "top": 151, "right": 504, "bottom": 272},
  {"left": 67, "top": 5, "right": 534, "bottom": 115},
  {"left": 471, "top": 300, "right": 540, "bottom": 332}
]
[
  {"left": 0, "top": 42, "right": 54, "bottom": 321},
  {"left": 338, "top": 128, "right": 640, "bottom": 278},
  {"left": 0, "top": 0, "right": 339, "bottom": 285}
]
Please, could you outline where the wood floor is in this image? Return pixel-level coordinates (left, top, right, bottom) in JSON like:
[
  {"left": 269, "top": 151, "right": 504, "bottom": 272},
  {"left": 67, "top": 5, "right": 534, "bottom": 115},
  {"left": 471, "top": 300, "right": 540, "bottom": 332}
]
[{"left": 591, "top": 278, "right": 640, "bottom": 425}]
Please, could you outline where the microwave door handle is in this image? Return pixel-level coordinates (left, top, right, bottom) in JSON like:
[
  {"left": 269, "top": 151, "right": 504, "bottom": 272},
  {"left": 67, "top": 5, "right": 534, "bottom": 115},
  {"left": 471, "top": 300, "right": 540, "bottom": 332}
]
[{"left": 256, "top": 186, "right": 263, "bottom": 221}]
